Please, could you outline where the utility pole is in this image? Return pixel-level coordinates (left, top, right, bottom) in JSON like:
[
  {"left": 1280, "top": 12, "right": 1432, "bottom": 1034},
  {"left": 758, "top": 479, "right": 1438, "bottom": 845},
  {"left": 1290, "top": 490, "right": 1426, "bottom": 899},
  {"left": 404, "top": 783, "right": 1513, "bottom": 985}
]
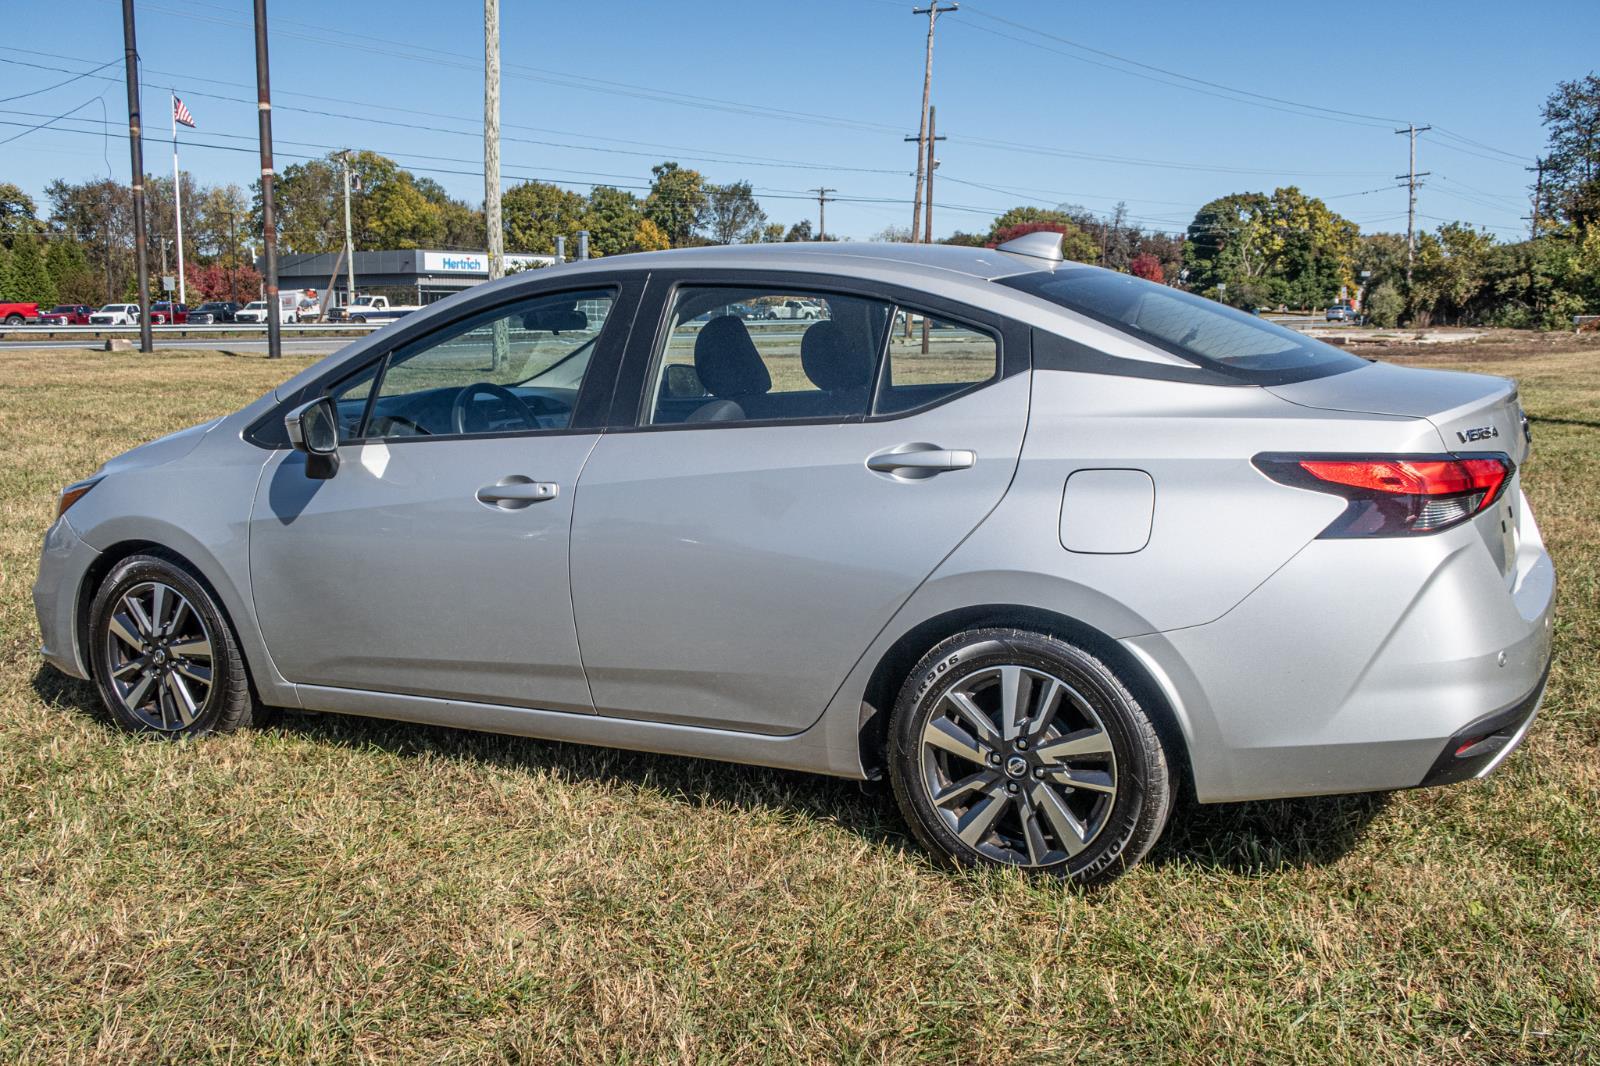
[
  {"left": 253, "top": 0, "right": 282, "bottom": 358},
  {"left": 484, "top": 0, "right": 503, "bottom": 281},
  {"left": 922, "top": 105, "right": 945, "bottom": 243},
  {"left": 1394, "top": 123, "right": 1431, "bottom": 288},
  {"left": 908, "top": 2, "right": 956, "bottom": 242},
  {"left": 227, "top": 208, "right": 237, "bottom": 303},
  {"left": 811, "top": 187, "right": 835, "bottom": 241},
  {"left": 338, "top": 151, "right": 357, "bottom": 305},
  {"left": 1525, "top": 157, "right": 1544, "bottom": 238},
  {"left": 121, "top": 0, "right": 152, "bottom": 352}
]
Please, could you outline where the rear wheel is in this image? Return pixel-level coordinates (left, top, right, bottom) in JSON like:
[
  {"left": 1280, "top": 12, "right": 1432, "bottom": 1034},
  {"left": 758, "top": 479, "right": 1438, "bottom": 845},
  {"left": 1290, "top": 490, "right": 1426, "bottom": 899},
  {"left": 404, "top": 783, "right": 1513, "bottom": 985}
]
[
  {"left": 889, "top": 628, "right": 1173, "bottom": 886},
  {"left": 88, "top": 554, "right": 259, "bottom": 737},
  {"left": 4, "top": 314, "right": 23, "bottom": 325}
]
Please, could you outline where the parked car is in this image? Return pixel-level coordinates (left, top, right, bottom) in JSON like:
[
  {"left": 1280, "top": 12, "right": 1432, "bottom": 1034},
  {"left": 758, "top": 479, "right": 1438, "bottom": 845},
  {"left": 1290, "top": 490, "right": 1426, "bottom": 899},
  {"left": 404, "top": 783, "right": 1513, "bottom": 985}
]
[
  {"left": 1, "top": 301, "right": 40, "bottom": 325},
  {"left": 88, "top": 303, "right": 140, "bottom": 325},
  {"left": 187, "top": 301, "right": 241, "bottom": 325},
  {"left": 1325, "top": 305, "right": 1354, "bottom": 323},
  {"left": 344, "top": 295, "right": 421, "bottom": 324},
  {"left": 33, "top": 236, "right": 1554, "bottom": 886},
  {"left": 149, "top": 302, "right": 190, "bottom": 325},
  {"left": 759, "top": 298, "right": 825, "bottom": 320},
  {"left": 38, "top": 304, "right": 95, "bottom": 325},
  {"left": 234, "top": 300, "right": 270, "bottom": 324}
]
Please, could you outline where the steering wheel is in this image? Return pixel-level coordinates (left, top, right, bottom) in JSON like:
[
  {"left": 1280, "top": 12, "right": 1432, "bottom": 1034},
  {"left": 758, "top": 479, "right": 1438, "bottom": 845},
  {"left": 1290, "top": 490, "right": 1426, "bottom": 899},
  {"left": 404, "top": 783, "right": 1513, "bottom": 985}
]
[{"left": 451, "top": 381, "right": 538, "bottom": 435}]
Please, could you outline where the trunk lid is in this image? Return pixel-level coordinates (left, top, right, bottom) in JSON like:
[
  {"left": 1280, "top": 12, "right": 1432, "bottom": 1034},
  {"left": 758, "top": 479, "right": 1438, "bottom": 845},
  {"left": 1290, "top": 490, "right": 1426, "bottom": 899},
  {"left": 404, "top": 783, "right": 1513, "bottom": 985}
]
[{"left": 1268, "top": 360, "right": 1530, "bottom": 580}]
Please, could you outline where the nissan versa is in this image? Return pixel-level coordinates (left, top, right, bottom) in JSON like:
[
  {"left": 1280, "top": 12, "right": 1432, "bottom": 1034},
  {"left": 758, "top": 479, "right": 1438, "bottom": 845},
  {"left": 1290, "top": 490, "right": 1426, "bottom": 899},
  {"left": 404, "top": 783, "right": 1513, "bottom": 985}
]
[{"left": 33, "top": 235, "right": 1554, "bottom": 885}]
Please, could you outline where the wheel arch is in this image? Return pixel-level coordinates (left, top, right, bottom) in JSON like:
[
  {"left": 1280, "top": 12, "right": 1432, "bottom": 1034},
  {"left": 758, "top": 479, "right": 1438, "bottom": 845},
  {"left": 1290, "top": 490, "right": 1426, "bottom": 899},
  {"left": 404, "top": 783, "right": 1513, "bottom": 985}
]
[
  {"left": 76, "top": 538, "right": 267, "bottom": 707},
  {"left": 854, "top": 603, "right": 1195, "bottom": 798}
]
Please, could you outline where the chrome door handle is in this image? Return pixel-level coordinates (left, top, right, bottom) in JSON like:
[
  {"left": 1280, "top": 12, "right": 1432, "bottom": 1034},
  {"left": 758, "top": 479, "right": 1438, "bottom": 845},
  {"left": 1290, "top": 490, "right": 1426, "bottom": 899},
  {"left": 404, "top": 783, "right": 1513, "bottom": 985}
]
[
  {"left": 866, "top": 443, "right": 976, "bottom": 479},
  {"left": 476, "top": 478, "right": 559, "bottom": 509}
]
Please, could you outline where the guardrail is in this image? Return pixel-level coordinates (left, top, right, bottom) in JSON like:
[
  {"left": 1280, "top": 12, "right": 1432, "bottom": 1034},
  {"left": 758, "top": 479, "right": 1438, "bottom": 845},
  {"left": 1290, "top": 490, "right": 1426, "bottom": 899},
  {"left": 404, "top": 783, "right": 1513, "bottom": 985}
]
[{"left": 2, "top": 322, "right": 382, "bottom": 340}]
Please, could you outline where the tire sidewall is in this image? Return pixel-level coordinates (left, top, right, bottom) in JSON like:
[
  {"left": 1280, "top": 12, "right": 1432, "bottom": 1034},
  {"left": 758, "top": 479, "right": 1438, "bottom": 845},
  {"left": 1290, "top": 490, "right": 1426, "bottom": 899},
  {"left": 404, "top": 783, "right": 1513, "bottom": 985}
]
[
  {"left": 88, "top": 555, "right": 234, "bottom": 736},
  {"left": 890, "top": 630, "right": 1160, "bottom": 884}
]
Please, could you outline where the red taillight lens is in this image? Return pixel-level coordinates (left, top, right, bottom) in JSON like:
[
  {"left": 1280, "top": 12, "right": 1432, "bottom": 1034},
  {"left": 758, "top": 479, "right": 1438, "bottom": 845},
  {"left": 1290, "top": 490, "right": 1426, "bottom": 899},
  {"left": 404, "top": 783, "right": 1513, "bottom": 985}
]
[{"left": 1253, "top": 453, "right": 1513, "bottom": 537}]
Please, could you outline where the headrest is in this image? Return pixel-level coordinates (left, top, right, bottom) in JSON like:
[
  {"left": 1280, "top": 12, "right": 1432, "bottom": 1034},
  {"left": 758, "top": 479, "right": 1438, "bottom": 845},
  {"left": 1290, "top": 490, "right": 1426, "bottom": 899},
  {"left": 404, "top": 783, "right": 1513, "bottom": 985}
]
[
  {"left": 801, "top": 320, "right": 874, "bottom": 392},
  {"left": 693, "top": 315, "right": 771, "bottom": 398}
]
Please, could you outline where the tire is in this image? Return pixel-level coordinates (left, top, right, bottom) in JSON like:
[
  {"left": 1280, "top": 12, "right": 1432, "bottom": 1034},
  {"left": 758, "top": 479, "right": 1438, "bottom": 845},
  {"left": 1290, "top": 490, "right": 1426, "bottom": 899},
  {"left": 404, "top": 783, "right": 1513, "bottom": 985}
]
[
  {"left": 88, "top": 553, "right": 259, "bottom": 737},
  {"left": 351, "top": 315, "right": 366, "bottom": 324},
  {"left": 888, "top": 628, "right": 1174, "bottom": 887},
  {"left": 4, "top": 314, "right": 22, "bottom": 325}
]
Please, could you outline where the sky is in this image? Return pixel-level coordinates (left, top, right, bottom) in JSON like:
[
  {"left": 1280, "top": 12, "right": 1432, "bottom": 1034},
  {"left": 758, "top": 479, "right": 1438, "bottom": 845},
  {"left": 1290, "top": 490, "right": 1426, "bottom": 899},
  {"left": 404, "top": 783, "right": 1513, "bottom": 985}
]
[{"left": 2, "top": 0, "right": 1595, "bottom": 248}]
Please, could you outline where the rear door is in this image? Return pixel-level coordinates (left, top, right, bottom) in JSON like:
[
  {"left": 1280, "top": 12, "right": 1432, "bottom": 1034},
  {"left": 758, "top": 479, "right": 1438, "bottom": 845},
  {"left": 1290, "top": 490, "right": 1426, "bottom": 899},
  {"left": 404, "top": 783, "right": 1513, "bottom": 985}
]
[{"left": 568, "top": 274, "right": 1030, "bottom": 735}]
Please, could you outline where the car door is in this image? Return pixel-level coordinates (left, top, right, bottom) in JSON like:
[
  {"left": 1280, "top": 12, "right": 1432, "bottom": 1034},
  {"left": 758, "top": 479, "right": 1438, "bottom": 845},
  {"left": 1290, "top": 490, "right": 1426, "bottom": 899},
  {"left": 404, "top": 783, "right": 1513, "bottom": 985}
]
[
  {"left": 568, "top": 275, "right": 1030, "bottom": 735},
  {"left": 250, "top": 282, "right": 637, "bottom": 712}
]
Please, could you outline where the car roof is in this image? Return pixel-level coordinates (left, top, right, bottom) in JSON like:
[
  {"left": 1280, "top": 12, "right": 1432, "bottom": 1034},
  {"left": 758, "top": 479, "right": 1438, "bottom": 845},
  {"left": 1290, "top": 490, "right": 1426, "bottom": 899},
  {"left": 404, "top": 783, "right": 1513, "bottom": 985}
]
[{"left": 545, "top": 240, "right": 1042, "bottom": 286}]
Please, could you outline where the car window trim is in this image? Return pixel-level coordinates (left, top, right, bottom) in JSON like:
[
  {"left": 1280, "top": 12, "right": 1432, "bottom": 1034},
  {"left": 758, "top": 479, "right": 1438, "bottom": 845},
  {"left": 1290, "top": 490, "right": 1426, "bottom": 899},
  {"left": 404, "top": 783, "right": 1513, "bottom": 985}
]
[{"left": 612, "top": 269, "right": 1027, "bottom": 433}]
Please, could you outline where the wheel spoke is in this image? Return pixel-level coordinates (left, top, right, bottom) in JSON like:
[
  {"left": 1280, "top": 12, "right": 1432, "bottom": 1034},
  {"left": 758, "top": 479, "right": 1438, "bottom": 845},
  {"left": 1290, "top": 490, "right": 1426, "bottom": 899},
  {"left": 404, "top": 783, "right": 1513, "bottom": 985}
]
[
  {"left": 166, "top": 598, "right": 191, "bottom": 638},
  {"left": 176, "top": 662, "right": 212, "bottom": 686},
  {"left": 111, "top": 657, "right": 145, "bottom": 679},
  {"left": 998, "top": 665, "right": 1029, "bottom": 740},
  {"left": 1048, "top": 767, "right": 1117, "bottom": 794},
  {"left": 125, "top": 595, "right": 155, "bottom": 640},
  {"left": 1019, "top": 798, "right": 1050, "bottom": 865},
  {"left": 123, "top": 672, "right": 154, "bottom": 710},
  {"left": 166, "top": 674, "right": 198, "bottom": 725},
  {"left": 943, "top": 690, "right": 1001, "bottom": 747},
  {"left": 108, "top": 613, "right": 144, "bottom": 651},
  {"left": 924, "top": 717, "right": 990, "bottom": 766},
  {"left": 149, "top": 584, "right": 171, "bottom": 635},
  {"left": 1030, "top": 782, "right": 1090, "bottom": 856},
  {"left": 955, "top": 786, "right": 1010, "bottom": 846},
  {"left": 169, "top": 638, "right": 211, "bottom": 660},
  {"left": 1026, "top": 678, "right": 1065, "bottom": 737},
  {"left": 932, "top": 769, "right": 1000, "bottom": 809},
  {"left": 1036, "top": 727, "right": 1114, "bottom": 763}
]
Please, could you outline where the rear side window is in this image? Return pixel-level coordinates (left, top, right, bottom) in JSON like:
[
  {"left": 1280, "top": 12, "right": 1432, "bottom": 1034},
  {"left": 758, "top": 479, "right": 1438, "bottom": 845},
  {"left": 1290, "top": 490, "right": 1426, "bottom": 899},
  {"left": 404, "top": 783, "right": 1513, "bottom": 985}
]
[
  {"left": 1000, "top": 268, "right": 1366, "bottom": 382},
  {"left": 878, "top": 313, "right": 998, "bottom": 415}
]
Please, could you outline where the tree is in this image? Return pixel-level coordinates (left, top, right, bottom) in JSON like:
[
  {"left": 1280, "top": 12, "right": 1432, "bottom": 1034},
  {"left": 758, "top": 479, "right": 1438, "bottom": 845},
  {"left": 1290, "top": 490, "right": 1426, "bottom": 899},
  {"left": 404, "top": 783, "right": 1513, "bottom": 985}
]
[
  {"left": 756, "top": 222, "right": 786, "bottom": 243},
  {"left": 582, "top": 186, "right": 642, "bottom": 257},
  {"left": 415, "top": 177, "right": 483, "bottom": 249},
  {"left": 632, "top": 218, "right": 671, "bottom": 252},
  {"left": 1, "top": 237, "right": 56, "bottom": 305},
  {"left": 45, "top": 238, "right": 97, "bottom": 304},
  {"left": 872, "top": 224, "right": 911, "bottom": 242},
  {"left": 702, "top": 181, "right": 767, "bottom": 244},
  {"left": 984, "top": 208, "right": 1099, "bottom": 261},
  {"left": 644, "top": 162, "right": 707, "bottom": 247},
  {"left": 1183, "top": 188, "right": 1357, "bottom": 309},
  {"left": 0, "top": 183, "right": 41, "bottom": 249},
  {"left": 503, "top": 180, "right": 588, "bottom": 255},
  {"left": 1539, "top": 73, "right": 1600, "bottom": 232},
  {"left": 185, "top": 259, "right": 261, "bottom": 302},
  {"left": 363, "top": 173, "right": 445, "bottom": 249},
  {"left": 1129, "top": 252, "right": 1164, "bottom": 283},
  {"left": 1364, "top": 281, "right": 1404, "bottom": 327},
  {"left": 785, "top": 219, "right": 815, "bottom": 242}
]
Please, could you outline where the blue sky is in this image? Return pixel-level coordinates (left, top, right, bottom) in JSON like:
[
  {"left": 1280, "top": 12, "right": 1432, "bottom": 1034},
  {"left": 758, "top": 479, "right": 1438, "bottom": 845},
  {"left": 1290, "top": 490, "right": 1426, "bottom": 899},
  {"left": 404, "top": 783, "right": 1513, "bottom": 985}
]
[{"left": 2, "top": 0, "right": 1594, "bottom": 245}]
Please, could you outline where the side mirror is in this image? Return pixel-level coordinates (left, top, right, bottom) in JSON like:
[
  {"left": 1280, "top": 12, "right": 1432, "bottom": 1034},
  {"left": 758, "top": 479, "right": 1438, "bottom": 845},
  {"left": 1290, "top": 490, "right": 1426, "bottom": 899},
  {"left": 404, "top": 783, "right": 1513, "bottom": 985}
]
[{"left": 284, "top": 397, "right": 341, "bottom": 480}]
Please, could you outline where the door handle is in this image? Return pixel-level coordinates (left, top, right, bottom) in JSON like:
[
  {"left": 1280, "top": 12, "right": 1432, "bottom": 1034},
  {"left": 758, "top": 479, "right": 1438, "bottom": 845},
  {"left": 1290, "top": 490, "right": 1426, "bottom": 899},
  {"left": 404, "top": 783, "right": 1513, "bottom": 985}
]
[
  {"left": 866, "top": 443, "right": 977, "bottom": 480},
  {"left": 477, "top": 478, "right": 559, "bottom": 509}
]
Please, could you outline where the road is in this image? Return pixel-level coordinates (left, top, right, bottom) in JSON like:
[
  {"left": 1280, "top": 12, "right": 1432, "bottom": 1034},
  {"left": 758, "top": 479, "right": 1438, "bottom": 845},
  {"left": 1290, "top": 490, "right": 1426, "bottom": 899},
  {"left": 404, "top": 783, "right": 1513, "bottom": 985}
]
[{"left": 0, "top": 337, "right": 351, "bottom": 355}]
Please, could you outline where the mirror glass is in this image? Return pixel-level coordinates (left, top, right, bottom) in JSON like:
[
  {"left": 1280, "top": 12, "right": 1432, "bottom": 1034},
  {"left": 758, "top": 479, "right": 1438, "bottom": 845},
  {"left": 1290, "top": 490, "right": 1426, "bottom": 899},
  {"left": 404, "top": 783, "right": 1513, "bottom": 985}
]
[
  {"left": 300, "top": 400, "right": 339, "bottom": 454},
  {"left": 663, "top": 363, "right": 708, "bottom": 399}
]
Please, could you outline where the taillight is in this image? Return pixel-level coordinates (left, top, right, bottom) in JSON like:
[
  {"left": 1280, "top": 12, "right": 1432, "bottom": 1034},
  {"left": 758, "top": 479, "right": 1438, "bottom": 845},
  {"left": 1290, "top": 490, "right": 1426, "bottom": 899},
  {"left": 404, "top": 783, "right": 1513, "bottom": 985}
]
[{"left": 1253, "top": 453, "right": 1512, "bottom": 537}]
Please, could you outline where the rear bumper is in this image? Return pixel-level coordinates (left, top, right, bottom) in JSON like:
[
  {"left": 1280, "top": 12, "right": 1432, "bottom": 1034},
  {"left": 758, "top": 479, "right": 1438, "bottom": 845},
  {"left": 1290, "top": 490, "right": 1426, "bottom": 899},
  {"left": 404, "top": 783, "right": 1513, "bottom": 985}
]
[
  {"left": 1124, "top": 492, "right": 1556, "bottom": 803},
  {"left": 1417, "top": 660, "right": 1549, "bottom": 787}
]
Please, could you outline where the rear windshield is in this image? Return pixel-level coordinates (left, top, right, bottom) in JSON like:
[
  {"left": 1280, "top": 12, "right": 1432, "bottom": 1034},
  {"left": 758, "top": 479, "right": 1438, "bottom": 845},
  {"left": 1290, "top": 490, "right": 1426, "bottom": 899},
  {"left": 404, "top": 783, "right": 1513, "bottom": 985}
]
[{"left": 999, "top": 268, "right": 1366, "bottom": 383}]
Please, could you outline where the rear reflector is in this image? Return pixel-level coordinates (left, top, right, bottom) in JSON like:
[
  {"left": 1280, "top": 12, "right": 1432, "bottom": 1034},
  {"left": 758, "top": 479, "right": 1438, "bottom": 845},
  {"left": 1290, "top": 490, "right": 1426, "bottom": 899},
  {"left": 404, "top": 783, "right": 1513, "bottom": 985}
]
[{"left": 1253, "top": 453, "right": 1513, "bottom": 537}]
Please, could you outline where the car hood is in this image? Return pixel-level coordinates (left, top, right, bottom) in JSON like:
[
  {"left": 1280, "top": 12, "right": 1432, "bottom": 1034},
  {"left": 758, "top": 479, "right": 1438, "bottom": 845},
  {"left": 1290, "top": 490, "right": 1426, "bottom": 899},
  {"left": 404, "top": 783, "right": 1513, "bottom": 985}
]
[{"left": 93, "top": 417, "right": 222, "bottom": 477}]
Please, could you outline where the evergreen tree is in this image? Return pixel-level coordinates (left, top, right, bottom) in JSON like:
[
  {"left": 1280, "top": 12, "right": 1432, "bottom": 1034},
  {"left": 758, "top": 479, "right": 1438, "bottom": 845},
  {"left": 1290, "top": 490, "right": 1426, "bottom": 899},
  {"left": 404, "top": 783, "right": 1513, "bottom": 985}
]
[{"left": 0, "top": 237, "right": 56, "bottom": 305}]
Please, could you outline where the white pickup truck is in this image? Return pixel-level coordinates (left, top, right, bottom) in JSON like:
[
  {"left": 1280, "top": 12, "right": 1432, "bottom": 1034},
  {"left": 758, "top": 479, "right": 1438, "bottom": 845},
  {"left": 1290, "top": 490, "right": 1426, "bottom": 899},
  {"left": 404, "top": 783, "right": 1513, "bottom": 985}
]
[
  {"left": 88, "top": 303, "right": 141, "bottom": 326},
  {"left": 344, "top": 295, "right": 422, "bottom": 324}
]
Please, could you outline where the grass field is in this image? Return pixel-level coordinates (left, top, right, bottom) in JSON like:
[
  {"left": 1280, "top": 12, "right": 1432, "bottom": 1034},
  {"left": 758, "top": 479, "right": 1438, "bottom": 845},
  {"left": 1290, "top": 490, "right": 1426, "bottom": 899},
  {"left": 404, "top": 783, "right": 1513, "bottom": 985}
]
[{"left": 1, "top": 340, "right": 1597, "bottom": 1062}]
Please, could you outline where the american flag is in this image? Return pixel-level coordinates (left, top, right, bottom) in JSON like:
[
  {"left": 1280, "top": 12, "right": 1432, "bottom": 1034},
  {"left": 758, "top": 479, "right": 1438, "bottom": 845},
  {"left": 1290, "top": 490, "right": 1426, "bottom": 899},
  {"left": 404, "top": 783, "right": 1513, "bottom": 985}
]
[{"left": 173, "top": 96, "right": 196, "bottom": 128}]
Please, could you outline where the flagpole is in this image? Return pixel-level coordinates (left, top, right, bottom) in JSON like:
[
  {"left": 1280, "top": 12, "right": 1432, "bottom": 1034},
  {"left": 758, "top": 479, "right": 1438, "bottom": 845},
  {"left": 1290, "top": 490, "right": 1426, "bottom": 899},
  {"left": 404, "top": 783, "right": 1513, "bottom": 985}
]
[{"left": 172, "top": 90, "right": 186, "bottom": 306}]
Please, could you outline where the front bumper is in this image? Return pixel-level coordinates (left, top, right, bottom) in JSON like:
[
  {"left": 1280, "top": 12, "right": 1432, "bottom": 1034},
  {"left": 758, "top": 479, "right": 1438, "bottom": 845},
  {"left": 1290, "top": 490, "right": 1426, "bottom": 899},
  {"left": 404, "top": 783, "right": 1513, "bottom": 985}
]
[{"left": 31, "top": 515, "right": 100, "bottom": 680}]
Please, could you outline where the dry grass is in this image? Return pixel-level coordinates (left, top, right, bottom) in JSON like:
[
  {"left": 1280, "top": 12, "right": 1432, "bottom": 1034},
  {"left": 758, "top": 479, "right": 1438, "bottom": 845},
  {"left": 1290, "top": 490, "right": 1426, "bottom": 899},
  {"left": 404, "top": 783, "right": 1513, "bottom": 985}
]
[{"left": 0, "top": 342, "right": 1597, "bottom": 1063}]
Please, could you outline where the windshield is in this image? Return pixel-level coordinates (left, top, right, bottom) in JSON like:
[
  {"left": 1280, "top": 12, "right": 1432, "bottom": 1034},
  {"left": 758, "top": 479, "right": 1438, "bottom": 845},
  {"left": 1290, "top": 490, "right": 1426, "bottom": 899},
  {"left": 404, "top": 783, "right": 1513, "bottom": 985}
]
[{"left": 999, "top": 268, "right": 1366, "bottom": 383}]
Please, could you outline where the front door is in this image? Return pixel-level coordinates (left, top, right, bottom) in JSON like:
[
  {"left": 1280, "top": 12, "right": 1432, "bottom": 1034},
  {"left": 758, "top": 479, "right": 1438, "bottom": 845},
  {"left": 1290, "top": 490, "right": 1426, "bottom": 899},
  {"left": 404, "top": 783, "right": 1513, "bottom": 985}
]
[
  {"left": 250, "top": 285, "right": 629, "bottom": 712},
  {"left": 569, "top": 280, "right": 1029, "bottom": 734}
]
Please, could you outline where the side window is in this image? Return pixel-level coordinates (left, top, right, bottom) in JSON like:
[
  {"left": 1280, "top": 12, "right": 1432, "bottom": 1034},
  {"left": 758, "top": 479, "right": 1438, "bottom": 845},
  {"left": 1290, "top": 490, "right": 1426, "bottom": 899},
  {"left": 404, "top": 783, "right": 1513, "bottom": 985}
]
[
  {"left": 339, "top": 288, "right": 614, "bottom": 440},
  {"left": 876, "top": 312, "right": 999, "bottom": 416},
  {"left": 647, "top": 287, "right": 892, "bottom": 426}
]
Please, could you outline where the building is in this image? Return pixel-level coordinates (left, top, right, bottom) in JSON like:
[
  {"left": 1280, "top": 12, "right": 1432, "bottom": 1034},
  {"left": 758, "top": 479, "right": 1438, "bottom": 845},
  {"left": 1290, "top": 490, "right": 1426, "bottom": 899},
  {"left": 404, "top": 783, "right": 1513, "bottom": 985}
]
[{"left": 268, "top": 249, "right": 556, "bottom": 307}]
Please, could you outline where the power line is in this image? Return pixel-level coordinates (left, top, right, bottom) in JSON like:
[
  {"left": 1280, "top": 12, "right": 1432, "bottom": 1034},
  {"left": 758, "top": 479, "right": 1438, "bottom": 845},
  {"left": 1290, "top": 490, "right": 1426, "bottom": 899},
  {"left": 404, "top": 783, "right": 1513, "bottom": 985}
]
[{"left": 0, "top": 56, "right": 119, "bottom": 104}]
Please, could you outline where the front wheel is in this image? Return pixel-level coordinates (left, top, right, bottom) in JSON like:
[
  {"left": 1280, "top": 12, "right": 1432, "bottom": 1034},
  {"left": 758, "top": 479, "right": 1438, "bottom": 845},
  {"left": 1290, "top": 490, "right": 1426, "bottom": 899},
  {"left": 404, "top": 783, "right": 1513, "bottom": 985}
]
[
  {"left": 4, "top": 314, "right": 23, "bottom": 325},
  {"left": 888, "top": 628, "right": 1174, "bottom": 886},
  {"left": 88, "top": 554, "right": 259, "bottom": 736}
]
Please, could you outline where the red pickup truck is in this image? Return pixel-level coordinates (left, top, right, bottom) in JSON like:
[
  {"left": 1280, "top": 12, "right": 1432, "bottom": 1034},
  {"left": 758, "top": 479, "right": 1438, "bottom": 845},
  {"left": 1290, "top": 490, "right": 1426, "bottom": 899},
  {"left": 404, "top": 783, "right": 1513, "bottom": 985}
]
[{"left": 1, "top": 301, "right": 40, "bottom": 325}]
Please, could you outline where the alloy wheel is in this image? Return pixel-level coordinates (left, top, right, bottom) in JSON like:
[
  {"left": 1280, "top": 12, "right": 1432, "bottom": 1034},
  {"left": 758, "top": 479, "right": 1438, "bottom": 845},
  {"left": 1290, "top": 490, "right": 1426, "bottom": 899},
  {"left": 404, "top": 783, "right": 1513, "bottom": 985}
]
[
  {"left": 918, "top": 664, "right": 1118, "bottom": 867},
  {"left": 102, "top": 581, "right": 215, "bottom": 731}
]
